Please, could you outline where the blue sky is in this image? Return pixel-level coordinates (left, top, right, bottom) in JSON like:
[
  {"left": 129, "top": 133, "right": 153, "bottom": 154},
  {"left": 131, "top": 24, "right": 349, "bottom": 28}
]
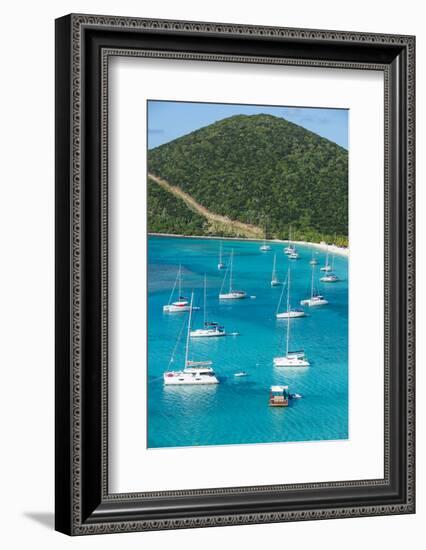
[{"left": 147, "top": 100, "right": 348, "bottom": 150}]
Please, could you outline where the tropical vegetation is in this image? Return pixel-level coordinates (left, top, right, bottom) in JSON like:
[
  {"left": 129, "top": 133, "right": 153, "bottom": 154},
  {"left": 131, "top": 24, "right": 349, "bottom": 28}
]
[{"left": 147, "top": 114, "right": 348, "bottom": 246}]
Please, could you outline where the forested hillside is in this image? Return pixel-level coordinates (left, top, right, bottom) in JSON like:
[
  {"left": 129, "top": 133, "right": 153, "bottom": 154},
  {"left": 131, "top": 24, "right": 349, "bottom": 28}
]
[
  {"left": 147, "top": 178, "right": 206, "bottom": 236},
  {"left": 147, "top": 114, "right": 348, "bottom": 245}
]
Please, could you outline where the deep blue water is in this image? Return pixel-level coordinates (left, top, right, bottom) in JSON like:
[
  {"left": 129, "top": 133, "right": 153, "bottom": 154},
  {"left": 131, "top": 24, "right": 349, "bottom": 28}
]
[{"left": 147, "top": 236, "right": 348, "bottom": 448}]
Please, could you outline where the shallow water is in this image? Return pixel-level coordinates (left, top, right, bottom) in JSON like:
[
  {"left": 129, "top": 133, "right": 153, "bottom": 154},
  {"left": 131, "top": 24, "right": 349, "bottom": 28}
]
[{"left": 147, "top": 236, "right": 348, "bottom": 448}]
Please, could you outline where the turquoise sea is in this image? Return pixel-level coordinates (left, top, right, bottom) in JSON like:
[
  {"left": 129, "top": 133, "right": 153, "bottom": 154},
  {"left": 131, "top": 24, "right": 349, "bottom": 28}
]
[{"left": 147, "top": 235, "right": 348, "bottom": 448}]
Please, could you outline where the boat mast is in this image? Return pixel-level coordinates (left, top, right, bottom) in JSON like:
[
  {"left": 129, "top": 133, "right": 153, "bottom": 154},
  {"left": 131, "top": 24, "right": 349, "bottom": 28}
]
[
  {"left": 286, "top": 268, "right": 291, "bottom": 356},
  {"left": 331, "top": 233, "right": 336, "bottom": 271},
  {"left": 178, "top": 264, "right": 182, "bottom": 298},
  {"left": 325, "top": 246, "right": 329, "bottom": 269},
  {"left": 311, "top": 264, "right": 315, "bottom": 298},
  {"left": 167, "top": 267, "right": 179, "bottom": 305},
  {"left": 229, "top": 250, "right": 234, "bottom": 293},
  {"left": 203, "top": 274, "right": 207, "bottom": 326},
  {"left": 184, "top": 292, "right": 194, "bottom": 367},
  {"left": 272, "top": 253, "right": 276, "bottom": 279},
  {"left": 219, "top": 241, "right": 222, "bottom": 263}
]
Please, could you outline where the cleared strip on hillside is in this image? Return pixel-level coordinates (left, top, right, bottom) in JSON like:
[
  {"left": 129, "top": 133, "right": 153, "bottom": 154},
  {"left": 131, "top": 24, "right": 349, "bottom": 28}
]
[{"left": 148, "top": 173, "right": 263, "bottom": 239}]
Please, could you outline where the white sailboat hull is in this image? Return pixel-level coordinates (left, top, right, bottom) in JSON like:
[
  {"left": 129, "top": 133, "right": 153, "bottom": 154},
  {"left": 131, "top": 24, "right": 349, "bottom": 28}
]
[
  {"left": 276, "top": 310, "right": 305, "bottom": 319},
  {"left": 271, "top": 280, "right": 281, "bottom": 287},
  {"left": 300, "top": 297, "right": 328, "bottom": 306},
  {"left": 163, "top": 304, "right": 200, "bottom": 313},
  {"left": 320, "top": 266, "right": 332, "bottom": 272},
  {"left": 190, "top": 328, "right": 226, "bottom": 338},
  {"left": 260, "top": 245, "right": 271, "bottom": 251},
  {"left": 219, "top": 291, "right": 247, "bottom": 300},
  {"left": 273, "top": 356, "right": 310, "bottom": 367},
  {"left": 163, "top": 372, "right": 219, "bottom": 385},
  {"left": 320, "top": 275, "right": 338, "bottom": 282},
  {"left": 217, "top": 263, "right": 225, "bottom": 270}
]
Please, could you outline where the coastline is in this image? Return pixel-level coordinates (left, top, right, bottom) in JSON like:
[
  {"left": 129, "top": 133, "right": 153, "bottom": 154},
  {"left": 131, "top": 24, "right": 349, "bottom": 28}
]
[{"left": 148, "top": 232, "right": 349, "bottom": 257}]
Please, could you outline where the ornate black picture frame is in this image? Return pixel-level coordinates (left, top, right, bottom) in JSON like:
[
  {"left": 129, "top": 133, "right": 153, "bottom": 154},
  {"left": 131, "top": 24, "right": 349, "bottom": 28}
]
[{"left": 55, "top": 14, "right": 415, "bottom": 535}]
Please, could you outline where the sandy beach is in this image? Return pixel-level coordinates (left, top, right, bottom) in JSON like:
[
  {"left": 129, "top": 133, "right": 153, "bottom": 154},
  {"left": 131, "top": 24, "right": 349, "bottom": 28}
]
[{"left": 148, "top": 232, "right": 349, "bottom": 257}]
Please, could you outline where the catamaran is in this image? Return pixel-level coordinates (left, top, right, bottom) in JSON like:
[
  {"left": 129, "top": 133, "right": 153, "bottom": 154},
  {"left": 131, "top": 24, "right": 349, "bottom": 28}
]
[
  {"left": 309, "top": 250, "right": 319, "bottom": 265},
  {"left": 217, "top": 241, "right": 225, "bottom": 270},
  {"left": 284, "top": 225, "right": 296, "bottom": 255},
  {"left": 300, "top": 265, "right": 329, "bottom": 306},
  {"left": 259, "top": 227, "right": 271, "bottom": 251},
  {"left": 271, "top": 253, "right": 281, "bottom": 286},
  {"left": 274, "top": 269, "right": 310, "bottom": 367},
  {"left": 219, "top": 249, "right": 247, "bottom": 300},
  {"left": 276, "top": 267, "right": 305, "bottom": 318},
  {"left": 320, "top": 248, "right": 339, "bottom": 282},
  {"left": 163, "top": 293, "right": 219, "bottom": 385},
  {"left": 163, "top": 264, "right": 200, "bottom": 313},
  {"left": 320, "top": 245, "right": 332, "bottom": 272},
  {"left": 190, "top": 275, "right": 226, "bottom": 338},
  {"left": 320, "top": 272, "right": 339, "bottom": 283}
]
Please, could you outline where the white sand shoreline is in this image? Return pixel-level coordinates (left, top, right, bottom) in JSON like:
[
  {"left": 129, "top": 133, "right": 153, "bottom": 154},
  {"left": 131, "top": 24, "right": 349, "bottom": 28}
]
[{"left": 148, "top": 232, "right": 349, "bottom": 257}]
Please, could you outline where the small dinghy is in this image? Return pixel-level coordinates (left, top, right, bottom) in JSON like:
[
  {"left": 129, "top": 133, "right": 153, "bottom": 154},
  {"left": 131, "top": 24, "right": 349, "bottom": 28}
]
[{"left": 234, "top": 371, "right": 248, "bottom": 377}]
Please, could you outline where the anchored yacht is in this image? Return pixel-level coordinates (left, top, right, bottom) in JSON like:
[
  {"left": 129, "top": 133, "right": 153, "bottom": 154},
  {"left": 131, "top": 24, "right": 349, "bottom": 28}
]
[
  {"left": 309, "top": 250, "right": 319, "bottom": 265},
  {"left": 219, "top": 250, "right": 247, "bottom": 300},
  {"left": 190, "top": 275, "right": 226, "bottom": 338},
  {"left": 276, "top": 268, "right": 305, "bottom": 318},
  {"left": 164, "top": 293, "right": 219, "bottom": 385},
  {"left": 271, "top": 253, "right": 281, "bottom": 286},
  {"left": 274, "top": 268, "right": 310, "bottom": 367},
  {"left": 320, "top": 273, "right": 339, "bottom": 283},
  {"left": 284, "top": 225, "right": 296, "bottom": 255},
  {"left": 300, "top": 265, "right": 329, "bottom": 306},
  {"left": 260, "top": 226, "right": 271, "bottom": 251},
  {"left": 320, "top": 245, "right": 333, "bottom": 272},
  {"left": 217, "top": 241, "right": 225, "bottom": 270},
  {"left": 163, "top": 265, "right": 200, "bottom": 313}
]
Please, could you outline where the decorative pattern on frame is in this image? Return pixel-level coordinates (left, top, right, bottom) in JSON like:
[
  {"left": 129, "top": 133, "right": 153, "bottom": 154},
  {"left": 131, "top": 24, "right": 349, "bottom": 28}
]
[{"left": 68, "top": 14, "right": 415, "bottom": 535}]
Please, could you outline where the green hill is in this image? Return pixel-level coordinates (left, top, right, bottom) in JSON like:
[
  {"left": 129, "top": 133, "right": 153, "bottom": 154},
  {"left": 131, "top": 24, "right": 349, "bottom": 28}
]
[{"left": 147, "top": 114, "right": 348, "bottom": 245}]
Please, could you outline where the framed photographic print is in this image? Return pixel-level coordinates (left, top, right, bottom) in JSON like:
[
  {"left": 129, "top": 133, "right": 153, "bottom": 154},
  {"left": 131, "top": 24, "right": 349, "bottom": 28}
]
[{"left": 55, "top": 14, "right": 415, "bottom": 535}]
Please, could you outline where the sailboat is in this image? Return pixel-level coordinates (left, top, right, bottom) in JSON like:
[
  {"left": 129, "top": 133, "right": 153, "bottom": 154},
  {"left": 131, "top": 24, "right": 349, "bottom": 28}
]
[
  {"left": 190, "top": 275, "right": 226, "bottom": 337},
  {"left": 320, "top": 248, "right": 339, "bottom": 282},
  {"left": 309, "top": 249, "right": 319, "bottom": 265},
  {"left": 163, "top": 265, "right": 200, "bottom": 313},
  {"left": 163, "top": 293, "right": 220, "bottom": 385},
  {"left": 217, "top": 241, "right": 225, "bottom": 270},
  {"left": 274, "top": 269, "right": 310, "bottom": 367},
  {"left": 219, "top": 250, "right": 247, "bottom": 300},
  {"left": 300, "top": 265, "right": 328, "bottom": 306},
  {"left": 320, "top": 272, "right": 339, "bottom": 283},
  {"left": 259, "top": 227, "right": 271, "bottom": 251},
  {"left": 276, "top": 267, "right": 305, "bottom": 318},
  {"left": 284, "top": 225, "right": 296, "bottom": 255},
  {"left": 270, "top": 253, "right": 281, "bottom": 286},
  {"left": 320, "top": 246, "right": 332, "bottom": 272}
]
